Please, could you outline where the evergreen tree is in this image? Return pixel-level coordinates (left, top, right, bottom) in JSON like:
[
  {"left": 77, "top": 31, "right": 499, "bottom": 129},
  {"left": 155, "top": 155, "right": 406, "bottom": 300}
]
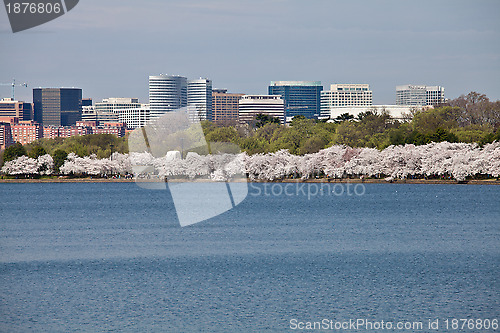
[
  {"left": 52, "top": 149, "right": 68, "bottom": 173},
  {"left": 3, "top": 143, "right": 27, "bottom": 162}
]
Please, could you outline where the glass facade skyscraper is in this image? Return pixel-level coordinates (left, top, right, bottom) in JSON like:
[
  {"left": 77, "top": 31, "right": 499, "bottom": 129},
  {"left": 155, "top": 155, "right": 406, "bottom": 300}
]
[
  {"left": 268, "top": 81, "right": 323, "bottom": 120},
  {"left": 33, "top": 88, "right": 82, "bottom": 126}
]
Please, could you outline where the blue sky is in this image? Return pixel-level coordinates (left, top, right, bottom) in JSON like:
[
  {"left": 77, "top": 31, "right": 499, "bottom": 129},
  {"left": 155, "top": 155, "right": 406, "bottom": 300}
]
[{"left": 1, "top": 0, "right": 499, "bottom": 104}]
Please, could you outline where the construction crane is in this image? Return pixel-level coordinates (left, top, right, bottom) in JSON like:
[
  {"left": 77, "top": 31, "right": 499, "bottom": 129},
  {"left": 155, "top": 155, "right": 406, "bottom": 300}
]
[{"left": 0, "top": 79, "right": 28, "bottom": 100}]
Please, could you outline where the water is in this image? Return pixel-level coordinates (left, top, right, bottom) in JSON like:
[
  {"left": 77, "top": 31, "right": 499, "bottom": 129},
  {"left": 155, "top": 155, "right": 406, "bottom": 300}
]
[{"left": 0, "top": 183, "right": 499, "bottom": 332}]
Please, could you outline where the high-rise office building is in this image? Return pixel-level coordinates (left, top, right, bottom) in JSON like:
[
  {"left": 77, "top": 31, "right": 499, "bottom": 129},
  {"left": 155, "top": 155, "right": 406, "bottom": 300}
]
[
  {"left": 187, "top": 78, "right": 213, "bottom": 122},
  {"left": 239, "top": 95, "right": 285, "bottom": 124},
  {"left": 320, "top": 84, "right": 372, "bottom": 118},
  {"left": 212, "top": 89, "right": 244, "bottom": 125},
  {"left": 268, "top": 81, "right": 322, "bottom": 120},
  {"left": 0, "top": 98, "right": 33, "bottom": 121},
  {"left": 396, "top": 85, "right": 445, "bottom": 106},
  {"left": 82, "top": 105, "right": 96, "bottom": 122},
  {"left": 149, "top": 74, "right": 187, "bottom": 120},
  {"left": 118, "top": 104, "right": 150, "bottom": 129},
  {"left": 425, "top": 86, "right": 446, "bottom": 106},
  {"left": 33, "top": 88, "right": 82, "bottom": 126},
  {"left": 95, "top": 98, "right": 141, "bottom": 123}
]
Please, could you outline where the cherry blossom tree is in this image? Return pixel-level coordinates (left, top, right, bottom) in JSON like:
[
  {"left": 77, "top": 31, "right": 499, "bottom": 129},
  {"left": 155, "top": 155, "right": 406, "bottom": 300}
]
[
  {"left": 37, "top": 154, "right": 54, "bottom": 175},
  {"left": 297, "top": 152, "right": 322, "bottom": 179},
  {"left": 224, "top": 152, "right": 248, "bottom": 179},
  {"left": 4, "top": 140, "right": 499, "bottom": 181},
  {"left": 1, "top": 155, "right": 38, "bottom": 175},
  {"left": 60, "top": 153, "right": 100, "bottom": 175},
  {"left": 316, "top": 145, "right": 361, "bottom": 179},
  {"left": 379, "top": 144, "right": 422, "bottom": 179},
  {"left": 345, "top": 147, "right": 382, "bottom": 177},
  {"left": 245, "top": 153, "right": 270, "bottom": 181},
  {"left": 110, "top": 152, "right": 132, "bottom": 175},
  {"left": 481, "top": 142, "right": 500, "bottom": 178},
  {"left": 184, "top": 152, "right": 210, "bottom": 179}
]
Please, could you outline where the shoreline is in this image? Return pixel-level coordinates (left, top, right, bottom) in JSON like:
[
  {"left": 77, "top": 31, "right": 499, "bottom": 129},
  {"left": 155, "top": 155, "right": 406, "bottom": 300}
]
[{"left": 0, "top": 178, "right": 499, "bottom": 185}]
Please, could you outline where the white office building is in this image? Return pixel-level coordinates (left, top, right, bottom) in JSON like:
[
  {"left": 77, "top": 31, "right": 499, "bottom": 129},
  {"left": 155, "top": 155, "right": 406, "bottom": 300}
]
[
  {"left": 118, "top": 104, "right": 150, "bottom": 129},
  {"left": 95, "top": 98, "right": 141, "bottom": 123},
  {"left": 187, "top": 78, "right": 213, "bottom": 122},
  {"left": 320, "top": 84, "right": 372, "bottom": 118},
  {"left": 396, "top": 85, "right": 445, "bottom": 106},
  {"left": 149, "top": 75, "right": 188, "bottom": 120},
  {"left": 81, "top": 105, "right": 96, "bottom": 122},
  {"left": 239, "top": 95, "right": 285, "bottom": 124},
  {"left": 319, "top": 105, "right": 423, "bottom": 121}
]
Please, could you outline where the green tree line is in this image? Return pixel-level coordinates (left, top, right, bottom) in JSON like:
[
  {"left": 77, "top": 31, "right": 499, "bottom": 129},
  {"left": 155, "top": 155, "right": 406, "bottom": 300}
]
[
  {"left": 201, "top": 92, "right": 500, "bottom": 155},
  {"left": 0, "top": 134, "right": 128, "bottom": 169},
  {"left": 1, "top": 92, "right": 499, "bottom": 168}
]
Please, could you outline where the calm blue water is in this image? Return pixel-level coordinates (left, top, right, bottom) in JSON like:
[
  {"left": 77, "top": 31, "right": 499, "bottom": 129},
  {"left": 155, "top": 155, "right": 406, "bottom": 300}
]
[{"left": 0, "top": 183, "right": 499, "bottom": 332}]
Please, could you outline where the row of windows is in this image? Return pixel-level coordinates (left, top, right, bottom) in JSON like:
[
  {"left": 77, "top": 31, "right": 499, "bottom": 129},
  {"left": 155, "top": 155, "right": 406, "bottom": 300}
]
[
  {"left": 322, "top": 92, "right": 372, "bottom": 96},
  {"left": 239, "top": 108, "right": 284, "bottom": 111},
  {"left": 324, "top": 96, "right": 371, "bottom": 99},
  {"left": 337, "top": 88, "right": 369, "bottom": 91}
]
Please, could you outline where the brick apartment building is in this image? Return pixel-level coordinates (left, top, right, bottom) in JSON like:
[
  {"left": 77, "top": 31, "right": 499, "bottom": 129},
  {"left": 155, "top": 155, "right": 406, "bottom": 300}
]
[
  {"left": 43, "top": 121, "right": 126, "bottom": 139},
  {"left": 0, "top": 117, "right": 42, "bottom": 148}
]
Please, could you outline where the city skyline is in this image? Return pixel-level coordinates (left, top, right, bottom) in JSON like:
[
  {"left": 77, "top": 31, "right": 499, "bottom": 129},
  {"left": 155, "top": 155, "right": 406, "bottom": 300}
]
[{"left": 0, "top": 0, "right": 499, "bottom": 104}]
